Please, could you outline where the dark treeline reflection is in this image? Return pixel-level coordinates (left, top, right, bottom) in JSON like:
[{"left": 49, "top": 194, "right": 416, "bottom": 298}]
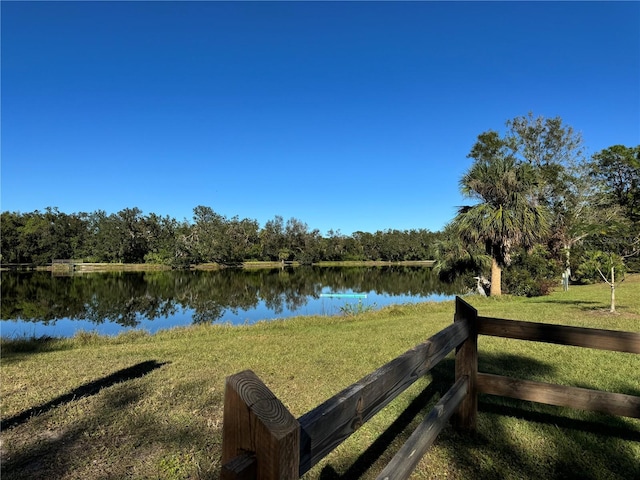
[{"left": 1, "top": 267, "right": 464, "bottom": 328}]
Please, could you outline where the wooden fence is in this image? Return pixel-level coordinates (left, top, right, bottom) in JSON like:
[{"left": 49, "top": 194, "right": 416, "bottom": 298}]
[
  {"left": 51, "top": 259, "right": 84, "bottom": 271},
  {"left": 0, "top": 263, "right": 38, "bottom": 270},
  {"left": 220, "top": 297, "right": 640, "bottom": 480}
]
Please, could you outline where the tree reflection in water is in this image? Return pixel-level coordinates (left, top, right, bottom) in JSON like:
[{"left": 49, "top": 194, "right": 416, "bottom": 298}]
[{"left": 1, "top": 267, "right": 464, "bottom": 333}]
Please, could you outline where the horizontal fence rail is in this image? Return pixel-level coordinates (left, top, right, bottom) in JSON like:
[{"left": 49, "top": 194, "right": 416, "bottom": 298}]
[
  {"left": 220, "top": 296, "right": 640, "bottom": 479},
  {"left": 476, "top": 315, "right": 640, "bottom": 419},
  {"left": 375, "top": 376, "right": 469, "bottom": 480},
  {"left": 222, "top": 318, "right": 470, "bottom": 479},
  {"left": 297, "top": 319, "right": 469, "bottom": 475},
  {"left": 477, "top": 316, "right": 640, "bottom": 354},
  {"left": 477, "top": 373, "right": 640, "bottom": 418}
]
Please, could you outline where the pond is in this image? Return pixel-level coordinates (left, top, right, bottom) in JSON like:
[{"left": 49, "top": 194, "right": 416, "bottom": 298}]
[{"left": 0, "top": 266, "right": 467, "bottom": 338}]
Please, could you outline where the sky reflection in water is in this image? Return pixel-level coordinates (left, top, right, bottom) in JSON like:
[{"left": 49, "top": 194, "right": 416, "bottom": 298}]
[{"left": 1, "top": 268, "right": 462, "bottom": 338}]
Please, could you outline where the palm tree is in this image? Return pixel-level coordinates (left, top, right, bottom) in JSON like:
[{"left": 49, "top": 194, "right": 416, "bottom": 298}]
[
  {"left": 432, "top": 223, "right": 491, "bottom": 284},
  {"left": 452, "top": 146, "right": 549, "bottom": 296}
]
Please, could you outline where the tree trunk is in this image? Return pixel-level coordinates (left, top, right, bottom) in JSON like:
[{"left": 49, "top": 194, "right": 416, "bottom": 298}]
[
  {"left": 610, "top": 266, "right": 616, "bottom": 313},
  {"left": 563, "top": 243, "right": 571, "bottom": 291},
  {"left": 490, "top": 257, "right": 502, "bottom": 296}
]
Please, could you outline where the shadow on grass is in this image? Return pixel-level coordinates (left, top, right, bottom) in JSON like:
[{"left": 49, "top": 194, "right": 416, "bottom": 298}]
[
  {"left": 1, "top": 360, "right": 168, "bottom": 430},
  {"left": 480, "top": 397, "right": 640, "bottom": 443},
  {"left": 1, "top": 359, "right": 223, "bottom": 480},
  {"left": 318, "top": 359, "right": 456, "bottom": 479},
  {"left": 532, "top": 299, "right": 601, "bottom": 306},
  {"left": 318, "top": 353, "right": 640, "bottom": 480},
  {"left": 0, "top": 335, "right": 70, "bottom": 357},
  {"left": 455, "top": 351, "right": 639, "bottom": 480},
  {"left": 2, "top": 379, "right": 222, "bottom": 480},
  {"left": 460, "top": 398, "right": 640, "bottom": 479},
  {"left": 529, "top": 298, "right": 621, "bottom": 313}
]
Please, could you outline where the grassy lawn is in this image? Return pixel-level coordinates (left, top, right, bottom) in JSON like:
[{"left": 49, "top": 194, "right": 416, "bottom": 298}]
[{"left": 1, "top": 277, "right": 639, "bottom": 479}]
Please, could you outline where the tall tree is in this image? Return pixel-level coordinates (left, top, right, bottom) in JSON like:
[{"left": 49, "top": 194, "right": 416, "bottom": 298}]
[
  {"left": 452, "top": 133, "right": 549, "bottom": 295},
  {"left": 589, "top": 144, "right": 640, "bottom": 265},
  {"left": 506, "top": 113, "right": 584, "bottom": 191},
  {"left": 587, "top": 145, "right": 640, "bottom": 270},
  {"left": 284, "top": 217, "right": 321, "bottom": 264},
  {"left": 143, "top": 213, "right": 182, "bottom": 265},
  {"left": 352, "top": 231, "right": 379, "bottom": 261},
  {"left": 506, "top": 113, "right": 591, "bottom": 278},
  {"left": 189, "top": 205, "right": 228, "bottom": 264},
  {"left": 259, "top": 215, "right": 286, "bottom": 261},
  {"left": 225, "top": 216, "right": 260, "bottom": 263},
  {"left": 1, "top": 211, "right": 25, "bottom": 264},
  {"left": 117, "top": 207, "right": 148, "bottom": 263},
  {"left": 589, "top": 145, "right": 640, "bottom": 223}
]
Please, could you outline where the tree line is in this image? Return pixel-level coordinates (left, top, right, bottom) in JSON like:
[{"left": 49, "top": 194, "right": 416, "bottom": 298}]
[
  {"left": 0, "top": 206, "right": 440, "bottom": 267},
  {"left": 2, "top": 113, "right": 638, "bottom": 296}
]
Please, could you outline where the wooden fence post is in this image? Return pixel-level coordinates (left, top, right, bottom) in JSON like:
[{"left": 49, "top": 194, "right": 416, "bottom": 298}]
[
  {"left": 221, "top": 370, "right": 300, "bottom": 480},
  {"left": 453, "top": 296, "right": 478, "bottom": 431}
]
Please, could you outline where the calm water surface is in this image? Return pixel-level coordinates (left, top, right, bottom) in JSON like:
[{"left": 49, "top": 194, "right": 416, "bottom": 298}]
[{"left": 0, "top": 267, "right": 465, "bottom": 338}]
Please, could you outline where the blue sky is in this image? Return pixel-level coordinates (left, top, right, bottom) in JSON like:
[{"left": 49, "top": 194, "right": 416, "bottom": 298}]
[{"left": 2, "top": 1, "right": 639, "bottom": 235}]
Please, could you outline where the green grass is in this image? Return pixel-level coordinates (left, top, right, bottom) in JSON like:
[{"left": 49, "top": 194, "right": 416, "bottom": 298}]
[{"left": 1, "top": 277, "right": 639, "bottom": 479}]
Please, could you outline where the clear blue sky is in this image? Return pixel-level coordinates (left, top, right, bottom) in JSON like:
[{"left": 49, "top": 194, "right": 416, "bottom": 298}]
[{"left": 2, "top": 1, "right": 639, "bottom": 235}]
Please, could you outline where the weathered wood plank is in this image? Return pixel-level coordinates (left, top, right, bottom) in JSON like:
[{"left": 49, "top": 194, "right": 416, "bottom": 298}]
[
  {"left": 477, "top": 316, "right": 640, "bottom": 353},
  {"left": 222, "top": 370, "right": 300, "bottom": 480},
  {"left": 453, "top": 297, "right": 478, "bottom": 431},
  {"left": 220, "top": 452, "right": 256, "bottom": 480},
  {"left": 477, "top": 373, "right": 640, "bottom": 418},
  {"left": 375, "top": 376, "right": 469, "bottom": 480},
  {"left": 297, "top": 320, "right": 469, "bottom": 475}
]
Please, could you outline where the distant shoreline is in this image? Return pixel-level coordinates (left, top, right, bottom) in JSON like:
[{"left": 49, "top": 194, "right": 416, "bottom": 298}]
[{"left": 2, "top": 260, "right": 436, "bottom": 272}]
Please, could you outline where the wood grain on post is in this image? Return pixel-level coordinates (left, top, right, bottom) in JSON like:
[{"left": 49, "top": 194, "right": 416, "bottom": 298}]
[
  {"left": 221, "top": 370, "right": 300, "bottom": 480},
  {"left": 453, "top": 296, "right": 478, "bottom": 431}
]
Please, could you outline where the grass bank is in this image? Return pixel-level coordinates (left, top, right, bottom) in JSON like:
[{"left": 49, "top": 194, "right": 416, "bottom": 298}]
[
  {"left": 24, "top": 259, "right": 435, "bottom": 272},
  {"left": 1, "top": 277, "right": 639, "bottom": 479},
  {"left": 313, "top": 260, "right": 436, "bottom": 267}
]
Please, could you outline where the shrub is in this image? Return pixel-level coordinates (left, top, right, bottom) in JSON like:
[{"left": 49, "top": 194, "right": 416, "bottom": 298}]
[
  {"left": 574, "top": 250, "right": 626, "bottom": 284},
  {"left": 504, "top": 245, "right": 562, "bottom": 297}
]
